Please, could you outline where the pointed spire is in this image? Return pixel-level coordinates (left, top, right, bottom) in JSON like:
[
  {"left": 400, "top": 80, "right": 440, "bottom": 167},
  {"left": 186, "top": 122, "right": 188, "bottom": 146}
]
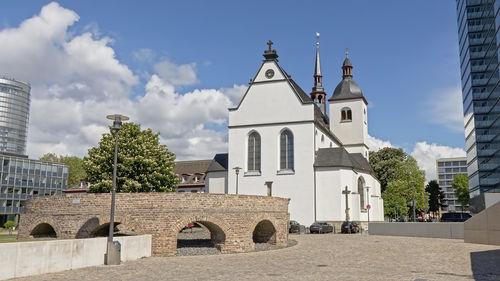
[
  {"left": 342, "top": 48, "right": 353, "bottom": 78},
  {"left": 310, "top": 32, "right": 327, "bottom": 114},
  {"left": 312, "top": 32, "right": 324, "bottom": 93}
]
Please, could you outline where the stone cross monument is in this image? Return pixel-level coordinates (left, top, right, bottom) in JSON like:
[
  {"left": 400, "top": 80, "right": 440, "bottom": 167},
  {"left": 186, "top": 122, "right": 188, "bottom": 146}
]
[{"left": 342, "top": 186, "right": 351, "bottom": 222}]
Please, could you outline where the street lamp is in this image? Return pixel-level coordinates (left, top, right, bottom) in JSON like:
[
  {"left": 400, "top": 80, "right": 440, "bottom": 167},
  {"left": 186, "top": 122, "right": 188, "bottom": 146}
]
[
  {"left": 232, "top": 166, "right": 241, "bottom": 194},
  {"left": 105, "top": 114, "right": 129, "bottom": 265}
]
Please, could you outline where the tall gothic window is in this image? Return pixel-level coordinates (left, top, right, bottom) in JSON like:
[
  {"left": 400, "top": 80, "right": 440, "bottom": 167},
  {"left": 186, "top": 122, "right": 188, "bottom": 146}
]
[
  {"left": 248, "top": 132, "right": 261, "bottom": 171},
  {"left": 280, "top": 129, "right": 294, "bottom": 170},
  {"left": 358, "top": 177, "right": 365, "bottom": 210}
]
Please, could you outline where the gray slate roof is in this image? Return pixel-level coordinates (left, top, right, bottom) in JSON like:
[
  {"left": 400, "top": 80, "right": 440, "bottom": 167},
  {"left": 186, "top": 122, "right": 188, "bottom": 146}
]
[
  {"left": 331, "top": 77, "right": 363, "bottom": 100},
  {"left": 206, "top": 153, "right": 228, "bottom": 172},
  {"left": 314, "top": 147, "right": 373, "bottom": 173}
]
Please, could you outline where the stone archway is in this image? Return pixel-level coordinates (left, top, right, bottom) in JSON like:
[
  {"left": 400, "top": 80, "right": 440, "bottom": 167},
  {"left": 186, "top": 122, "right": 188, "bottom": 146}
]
[
  {"left": 175, "top": 218, "right": 227, "bottom": 254},
  {"left": 76, "top": 217, "right": 100, "bottom": 238},
  {"left": 252, "top": 219, "right": 276, "bottom": 244},
  {"left": 30, "top": 223, "right": 57, "bottom": 238}
]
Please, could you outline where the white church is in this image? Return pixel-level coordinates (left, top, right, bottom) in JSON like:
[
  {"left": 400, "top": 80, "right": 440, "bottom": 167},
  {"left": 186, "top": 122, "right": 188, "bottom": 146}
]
[{"left": 181, "top": 39, "right": 384, "bottom": 226}]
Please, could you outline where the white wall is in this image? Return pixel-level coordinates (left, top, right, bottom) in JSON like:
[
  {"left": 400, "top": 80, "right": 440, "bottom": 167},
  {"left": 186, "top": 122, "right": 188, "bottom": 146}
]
[
  {"left": 228, "top": 122, "right": 316, "bottom": 226},
  {"left": 315, "top": 167, "right": 383, "bottom": 222},
  {"left": 0, "top": 235, "right": 151, "bottom": 280},
  {"left": 329, "top": 99, "right": 368, "bottom": 158},
  {"left": 206, "top": 171, "right": 227, "bottom": 194}
]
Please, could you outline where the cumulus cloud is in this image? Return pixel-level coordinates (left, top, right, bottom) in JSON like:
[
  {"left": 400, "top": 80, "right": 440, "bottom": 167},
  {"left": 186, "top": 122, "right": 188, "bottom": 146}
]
[
  {"left": 410, "top": 141, "right": 466, "bottom": 182},
  {"left": 426, "top": 88, "right": 464, "bottom": 132},
  {"left": 153, "top": 60, "right": 198, "bottom": 87},
  {"left": 367, "top": 135, "right": 393, "bottom": 152},
  {"left": 0, "top": 2, "right": 244, "bottom": 160}
]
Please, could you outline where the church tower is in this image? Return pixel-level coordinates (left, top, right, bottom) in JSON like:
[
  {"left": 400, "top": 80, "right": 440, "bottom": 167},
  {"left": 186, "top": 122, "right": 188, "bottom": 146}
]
[
  {"left": 310, "top": 33, "right": 327, "bottom": 115},
  {"left": 328, "top": 51, "right": 369, "bottom": 159}
]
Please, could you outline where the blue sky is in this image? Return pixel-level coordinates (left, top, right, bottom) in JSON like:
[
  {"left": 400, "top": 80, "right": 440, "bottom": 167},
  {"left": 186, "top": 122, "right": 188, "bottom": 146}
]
[{"left": 0, "top": 1, "right": 465, "bottom": 180}]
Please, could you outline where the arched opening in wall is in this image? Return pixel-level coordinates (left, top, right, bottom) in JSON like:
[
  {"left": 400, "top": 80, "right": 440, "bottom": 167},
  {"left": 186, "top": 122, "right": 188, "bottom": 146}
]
[
  {"left": 30, "top": 223, "right": 57, "bottom": 238},
  {"left": 176, "top": 221, "right": 226, "bottom": 255},
  {"left": 89, "top": 222, "right": 137, "bottom": 238},
  {"left": 253, "top": 220, "right": 276, "bottom": 246},
  {"left": 76, "top": 217, "right": 100, "bottom": 238}
]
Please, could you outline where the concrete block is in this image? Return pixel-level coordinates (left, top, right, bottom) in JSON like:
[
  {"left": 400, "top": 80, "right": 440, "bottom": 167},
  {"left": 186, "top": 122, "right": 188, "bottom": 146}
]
[
  {"left": 0, "top": 243, "right": 18, "bottom": 280},
  {"left": 70, "top": 239, "right": 85, "bottom": 269},
  {"left": 83, "top": 237, "right": 107, "bottom": 267},
  {"left": 465, "top": 230, "right": 488, "bottom": 244},
  {"left": 15, "top": 241, "right": 47, "bottom": 278},
  {"left": 487, "top": 230, "right": 500, "bottom": 245},
  {"left": 45, "top": 240, "right": 72, "bottom": 273}
]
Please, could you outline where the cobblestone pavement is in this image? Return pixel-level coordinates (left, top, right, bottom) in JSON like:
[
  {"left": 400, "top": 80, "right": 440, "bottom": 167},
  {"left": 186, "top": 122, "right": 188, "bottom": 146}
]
[{"left": 15, "top": 234, "right": 500, "bottom": 281}]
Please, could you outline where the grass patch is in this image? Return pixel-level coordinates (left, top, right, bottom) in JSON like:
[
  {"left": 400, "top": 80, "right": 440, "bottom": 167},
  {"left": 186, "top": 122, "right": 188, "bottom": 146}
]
[{"left": 0, "top": 235, "right": 32, "bottom": 243}]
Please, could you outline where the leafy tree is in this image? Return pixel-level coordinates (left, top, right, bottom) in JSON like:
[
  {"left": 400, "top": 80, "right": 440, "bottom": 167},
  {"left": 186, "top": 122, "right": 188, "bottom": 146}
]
[
  {"left": 40, "top": 153, "right": 86, "bottom": 187},
  {"left": 453, "top": 174, "right": 470, "bottom": 211},
  {"left": 425, "top": 180, "right": 445, "bottom": 216},
  {"left": 84, "top": 122, "right": 179, "bottom": 193},
  {"left": 369, "top": 147, "right": 407, "bottom": 193},
  {"left": 3, "top": 220, "right": 16, "bottom": 235},
  {"left": 382, "top": 179, "right": 409, "bottom": 218},
  {"left": 381, "top": 154, "right": 426, "bottom": 219}
]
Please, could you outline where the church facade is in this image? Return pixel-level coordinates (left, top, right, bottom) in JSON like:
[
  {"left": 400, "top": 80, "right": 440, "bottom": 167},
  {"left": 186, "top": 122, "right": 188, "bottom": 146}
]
[{"left": 205, "top": 40, "right": 384, "bottom": 226}]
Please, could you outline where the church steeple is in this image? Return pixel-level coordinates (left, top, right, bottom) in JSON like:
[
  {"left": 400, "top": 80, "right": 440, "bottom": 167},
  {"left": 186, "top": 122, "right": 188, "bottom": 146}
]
[
  {"left": 342, "top": 48, "right": 353, "bottom": 78},
  {"left": 310, "top": 33, "right": 327, "bottom": 115},
  {"left": 263, "top": 40, "right": 279, "bottom": 60}
]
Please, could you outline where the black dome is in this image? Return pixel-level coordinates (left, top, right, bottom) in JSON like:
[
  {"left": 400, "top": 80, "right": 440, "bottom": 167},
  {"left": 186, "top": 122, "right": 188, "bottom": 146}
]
[{"left": 331, "top": 77, "right": 363, "bottom": 100}]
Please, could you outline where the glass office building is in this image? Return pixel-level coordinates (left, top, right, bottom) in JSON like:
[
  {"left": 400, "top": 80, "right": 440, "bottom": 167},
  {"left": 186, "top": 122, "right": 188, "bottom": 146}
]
[
  {"left": 456, "top": 0, "right": 500, "bottom": 210},
  {"left": 0, "top": 78, "right": 30, "bottom": 156},
  {"left": 436, "top": 158, "right": 468, "bottom": 212},
  {"left": 0, "top": 154, "right": 68, "bottom": 224}
]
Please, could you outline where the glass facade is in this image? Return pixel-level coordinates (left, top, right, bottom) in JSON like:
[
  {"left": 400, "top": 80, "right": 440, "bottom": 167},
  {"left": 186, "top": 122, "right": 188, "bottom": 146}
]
[
  {"left": 0, "top": 78, "right": 30, "bottom": 156},
  {"left": 0, "top": 154, "right": 68, "bottom": 221},
  {"left": 456, "top": 0, "right": 500, "bottom": 202},
  {"left": 436, "top": 158, "right": 468, "bottom": 211}
]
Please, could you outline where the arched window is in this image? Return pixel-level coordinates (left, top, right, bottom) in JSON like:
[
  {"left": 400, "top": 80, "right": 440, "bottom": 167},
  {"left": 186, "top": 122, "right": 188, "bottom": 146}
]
[
  {"left": 248, "top": 131, "right": 261, "bottom": 171},
  {"left": 341, "top": 107, "right": 352, "bottom": 121},
  {"left": 280, "top": 129, "right": 294, "bottom": 170},
  {"left": 358, "top": 177, "right": 366, "bottom": 210}
]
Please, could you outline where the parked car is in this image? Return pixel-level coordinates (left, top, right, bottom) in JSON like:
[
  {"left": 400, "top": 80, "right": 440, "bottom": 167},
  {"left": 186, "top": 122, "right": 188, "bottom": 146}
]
[
  {"left": 289, "top": 220, "right": 301, "bottom": 233},
  {"left": 341, "top": 221, "right": 360, "bottom": 233},
  {"left": 309, "top": 222, "right": 333, "bottom": 234},
  {"left": 440, "top": 212, "right": 472, "bottom": 222}
]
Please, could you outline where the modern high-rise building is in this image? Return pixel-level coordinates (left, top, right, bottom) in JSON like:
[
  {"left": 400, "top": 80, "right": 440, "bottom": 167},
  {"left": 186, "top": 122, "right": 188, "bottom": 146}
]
[
  {"left": 0, "top": 78, "right": 30, "bottom": 156},
  {"left": 456, "top": 0, "right": 500, "bottom": 211},
  {"left": 436, "top": 157, "right": 468, "bottom": 212},
  {"left": 0, "top": 77, "right": 68, "bottom": 225}
]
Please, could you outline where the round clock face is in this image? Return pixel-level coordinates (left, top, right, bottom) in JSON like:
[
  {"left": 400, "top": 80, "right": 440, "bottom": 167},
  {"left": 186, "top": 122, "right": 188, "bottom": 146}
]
[{"left": 265, "top": 69, "right": 274, "bottom": 79}]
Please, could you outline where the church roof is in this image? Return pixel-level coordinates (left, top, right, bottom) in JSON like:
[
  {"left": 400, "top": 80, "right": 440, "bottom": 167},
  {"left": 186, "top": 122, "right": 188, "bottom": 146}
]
[
  {"left": 330, "top": 77, "right": 363, "bottom": 100},
  {"left": 314, "top": 147, "right": 373, "bottom": 173},
  {"left": 206, "top": 153, "right": 228, "bottom": 172}
]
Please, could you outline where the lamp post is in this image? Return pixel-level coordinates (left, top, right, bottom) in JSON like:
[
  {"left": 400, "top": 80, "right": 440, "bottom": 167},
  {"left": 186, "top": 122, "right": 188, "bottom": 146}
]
[
  {"left": 233, "top": 166, "right": 241, "bottom": 194},
  {"left": 412, "top": 182, "right": 416, "bottom": 222},
  {"left": 105, "top": 114, "right": 129, "bottom": 265}
]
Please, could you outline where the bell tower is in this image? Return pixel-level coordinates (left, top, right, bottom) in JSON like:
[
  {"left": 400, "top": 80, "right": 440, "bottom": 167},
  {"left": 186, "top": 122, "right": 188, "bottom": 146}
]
[{"left": 328, "top": 50, "right": 369, "bottom": 159}]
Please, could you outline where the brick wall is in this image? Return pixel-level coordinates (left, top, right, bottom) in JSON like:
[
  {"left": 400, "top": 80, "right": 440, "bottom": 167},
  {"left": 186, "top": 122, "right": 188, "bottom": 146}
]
[{"left": 18, "top": 193, "right": 290, "bottom": 255}]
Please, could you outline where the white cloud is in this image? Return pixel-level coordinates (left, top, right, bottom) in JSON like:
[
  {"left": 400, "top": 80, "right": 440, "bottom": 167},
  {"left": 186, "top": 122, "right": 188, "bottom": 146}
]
[
  {"left": 0, "top": 2, "right": 246, "bottom": 161},
  {"left": 426, "top": 87, "right": 464, "bottom": 132},
  {"left": 367, "top": 135, "right": 393, "bottom": 152},
  {"left": 153, "top": 60, "right": 198, "bottom": 87},
  {"left": 410, "top": 141, "right": 466, "bottom": 182}
]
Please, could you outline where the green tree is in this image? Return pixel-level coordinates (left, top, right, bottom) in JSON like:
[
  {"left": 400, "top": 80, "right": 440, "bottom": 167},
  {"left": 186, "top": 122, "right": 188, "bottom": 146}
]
[
  {"left": 425, "top": 180, "right": 445, "bottom": 216},
  {"left": 84, "top": 122, "right": 179, "bottom": 193},
  {"left": 453, "top": 174, "right": 470, "bottom": 211},
  {"left": 40, "top": 153, "right": 86, "bottom": 187},
  {"left": 369, "top": 147, "right": 407, "bottom": 193},
  {"left": 381, "top": 155, "right": 426, "bottom": 219},
  {"left": 3, "top": 220, "right": 16, "bottom": 235},
  {"left": 382, "top": 179, "right": 409, "bottom": 219}
]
